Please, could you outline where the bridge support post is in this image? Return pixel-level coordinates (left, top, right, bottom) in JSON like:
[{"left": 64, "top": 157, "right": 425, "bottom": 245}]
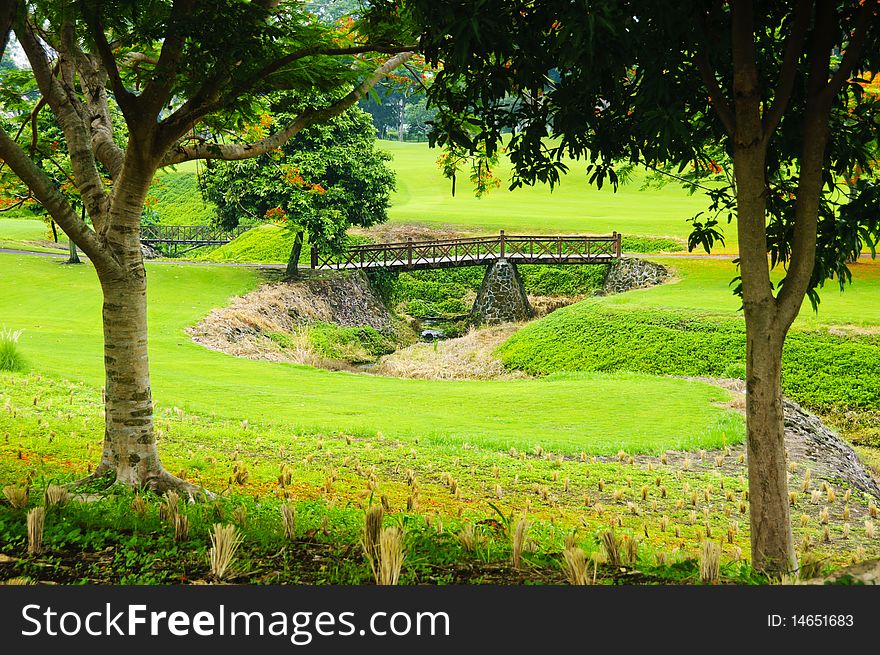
[{"left": 471, "top": 258, "right": 534, "bottom": 325}]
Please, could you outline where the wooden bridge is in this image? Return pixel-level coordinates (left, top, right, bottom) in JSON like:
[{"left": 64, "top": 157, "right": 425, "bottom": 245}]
[
  {"left": 140, "top": 224, "right": 251, "bottom": 247},
  {"left": 310, "top": 231, "right": 622, "bottom": 271}
]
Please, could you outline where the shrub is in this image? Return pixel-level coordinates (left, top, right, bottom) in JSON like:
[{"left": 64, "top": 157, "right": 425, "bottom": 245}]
[
  {"left": 621, "top": 235, "right": 685, "bottom": 253},
  {"left": 0, "top": 328, "right": 25, "bottom": 372},
  {"left": 518, "top": 264, "right": 607, "bottom": 296},
  {"left": 307, "top": 322, "right": 395, "bottom": 363},
  {"left": 722, "top": 362, "right": 747, "bottom": 380},
  {"left": 404, "top": 299, "right": 438, "bottom": 317},
  {"left": 497, "top": 303, "right": 880, "bottom": 412}
]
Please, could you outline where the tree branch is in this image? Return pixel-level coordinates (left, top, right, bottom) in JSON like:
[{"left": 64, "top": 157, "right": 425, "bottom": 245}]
[
  {"left": 761, "top": 0, "right": 813, "bottom": 137},
  {"left": 0, "top": 125, "right": 115, "bottom": 270},
  {"left": 16, "top": 19, "right": 110, "bottom": 229},
  {"left": 775, "top": 0, "right": 837, "bottom": 327},
  {"left": 81, "top": 10, "right": 137, "bottom": 122},
  {"left": 160, "top": 51, "right": 415, "bottom": 166},
  {"left": 0, "top": 0, "right": 16, "bottom": 62},
  {"left": 236, "top": 43, "right": 419, "bottom": 98},
  {"left": 138, "top": 0, "right": 195, "bottom": 120},
  {"left": 77, "top": 55, "right": 125, "bottom": 179},
  {"left": 695, "top": 43, "right": 736, "bottom": 136}
]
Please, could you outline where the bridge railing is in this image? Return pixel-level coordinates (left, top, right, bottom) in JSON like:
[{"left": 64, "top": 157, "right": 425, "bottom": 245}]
[
  {"left": 140, "top": 224, "right": 250, "bottom": 244},
  {"left": 311, "top": 231, "right": 621, "bottom": 270}
]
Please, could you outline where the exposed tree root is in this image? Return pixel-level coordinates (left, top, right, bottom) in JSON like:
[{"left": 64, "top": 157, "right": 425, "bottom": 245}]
[{"left": 64, "top": 468, "right": 214, "bottom": 501}]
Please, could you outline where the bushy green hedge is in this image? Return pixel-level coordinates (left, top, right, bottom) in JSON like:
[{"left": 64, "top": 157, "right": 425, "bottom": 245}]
[
  {"left": 518, "top": 265, "right": 608, "bottom": 296},
  {"left": 497, "top": 302, "right": 880, "bottom": 412},
  {"left": 621, "top": 235, "right": 685, "bottom": 253},
  {"left": 307, "top": 322, "right": 396, "bottom": 363}
]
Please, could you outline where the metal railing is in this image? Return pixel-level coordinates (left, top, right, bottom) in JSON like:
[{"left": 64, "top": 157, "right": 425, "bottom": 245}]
[{"left": 311, "top": 231, "right": 622, "bottom": 271}]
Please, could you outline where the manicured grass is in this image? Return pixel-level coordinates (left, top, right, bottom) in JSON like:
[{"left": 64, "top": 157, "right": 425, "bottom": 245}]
[
  {"left": 0, "top": 253, "right": 741, "bottom": 455},
  {"left": 148, "top": 170, "right": 217, "bottom": 225},
  {"left": 379, "top": 141, "right": 731, "bottom": 245},
  {"left": 198, "top": 223, "right": 298, "bottom": 263},
  {"left": 0, "top": 218, "right": 68, "bottom": 253},
  {"left": 498, "top": 258, "right": 880, "bottom": 414},
  {"left": 610, "top": 257, "right": 880, "bottom": 329}
]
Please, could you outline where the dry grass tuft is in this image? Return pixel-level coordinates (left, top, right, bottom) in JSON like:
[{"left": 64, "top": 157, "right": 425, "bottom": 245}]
[
  {"left": 44, "top": 485, "right": 69, "bottom": 508},
  {"left": 457, "top": 523, "right": 482, "bottom": 552},
  {"left": 699, "top": 541, "right": 721, "bottom": 584},
  {"left": 366, "top": 527, "right": 405, "bottom": 585},
  {"left": 27, "top": 507, "right": 45, "bottom": 554},
  {"left": 364, "top": 504, "right": 385, "bottom": 560},
  {"left": 511, "top": 516, "right": 528, "bottom": 569},
  {"left": 231, "top": 462, "right": 250, "bottom": 486},
  {"left": 174, "top": 513, "right": 189, "bottom": 541},
  {"left": 600, "top": 530, "right": 622, "bottom": 567},
  {"left": 208, "top": 523, "right": 243, "bottom": 582},
  {"left": 562, "top": 546, "right": 597, "bottom": 585},
  {"left": 3, "top": 485, "right": 28, "bottom": 509},
  {"left": 281, "top": 504, "right": 296, "bottom": 540},
  {"left": 160, "top": 491, "right": 179, "bottom": 523},
  {"left": 623, "top": 535, "right": 639, "bottom": 565}
]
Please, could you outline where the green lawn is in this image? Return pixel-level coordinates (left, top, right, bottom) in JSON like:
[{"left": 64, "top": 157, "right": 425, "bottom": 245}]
[
  {"left": 0, "top": 218, "right": 68, "bottom": 253},
  {"left": 0, "top": 253, "right": 741, "bottom": 454},
  {"left": 614, "top": 257, "right": 880, "bottom": 329},
  {"left": 379, "top": 141, "right": 729, "bottom": 244},
  {"left": 497, "top": 257, "right": 880, "bottom": 414}
]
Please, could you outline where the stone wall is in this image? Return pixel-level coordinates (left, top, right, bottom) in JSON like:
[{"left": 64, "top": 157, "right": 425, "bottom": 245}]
[
  {"left": 783, "top": 398, "right": 880, "bottom": 498},
  {"left": 602, "top": 257, "right": 668, "bottom": 294},
  {"left": 471, "top": 259, "right": 534, "bottom": 324}
]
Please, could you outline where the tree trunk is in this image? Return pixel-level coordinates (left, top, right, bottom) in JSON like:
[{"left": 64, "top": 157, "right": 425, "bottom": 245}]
[
  {"left": 744, "top": 309, "right": 797, "bottom": 573},
  {"left": 285, "top": 230, "right": 304, "bottom": 279},
  {"left": 87, "top": 166, "right": 199, "bottom": 496},
  {"left": 733, "top": 140, "right": 797, "bottom": 574},
  {"left": 94, "top": 266, "right": 162, "bottom": 486},
  {"left": 67, "top": 237, "right": 80, "bottom": 264}
]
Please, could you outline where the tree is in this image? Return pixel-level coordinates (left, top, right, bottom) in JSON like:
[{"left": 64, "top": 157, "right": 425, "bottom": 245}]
[
  {"left": 409, "top": 0, "right": 880, "bottom": 573},
  {"left": 0, "top": 0, "right": 414, "bottom": 494},
  {"left": 360, "top": 55, "right": 434, "bottom": 139},
  {"left": 200, "top": 94, "right": 395, "bottom": 278}
]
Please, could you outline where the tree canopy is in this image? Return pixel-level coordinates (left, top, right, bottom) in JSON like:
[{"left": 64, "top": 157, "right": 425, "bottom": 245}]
[{"left": 200, "top": 93, "right": 395, "bottom": 268}]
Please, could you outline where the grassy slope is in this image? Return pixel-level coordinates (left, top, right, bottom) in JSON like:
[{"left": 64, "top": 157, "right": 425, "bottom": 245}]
[
  {"left": 198, "top": 224, "right": 296, "bottom": 263},
  {"left": 606, "top": 257, "right": 880, "bottom": 329},
  {"left": 0, "top": 253, "right": 741, "bottom": 454},
  {"left": 380, "top": 141, "right": 732, "bottom": 245},
  {"left": 149, "top": 170, "right": 217, "bottom": 225},
  {"left": 498, "top": 258, "right": 880, "bottom": 413}
]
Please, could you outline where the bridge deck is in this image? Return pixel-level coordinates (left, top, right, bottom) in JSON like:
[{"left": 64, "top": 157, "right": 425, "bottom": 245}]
[{"left": 311, "top": 232, "right": 621, "bottom": 271}]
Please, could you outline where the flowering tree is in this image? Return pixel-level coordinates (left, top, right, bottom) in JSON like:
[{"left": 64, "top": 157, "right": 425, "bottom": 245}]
[{"left": 200, "top": 95, "right": 395, "bottom": 278}]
